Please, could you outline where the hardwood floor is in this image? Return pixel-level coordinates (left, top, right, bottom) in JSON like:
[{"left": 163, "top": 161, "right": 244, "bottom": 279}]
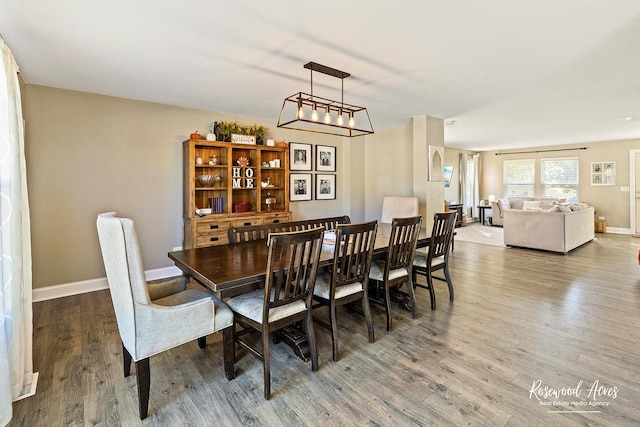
[{"left": 10, "top": 233, "right": 640, "bottom": 426}]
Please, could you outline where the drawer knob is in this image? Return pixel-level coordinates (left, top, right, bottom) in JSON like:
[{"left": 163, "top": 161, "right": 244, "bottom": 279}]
[
  {"left": 273, "top": 220, "right": 280, "bottom": 223},
  {"left": 210, "top": 225, "right": 219, "bottom": 230},
  {"left": 244, "top": 222, "right": 251, "bottom": 226},
  {"left": 210, "top": 237, "right": 219, "bottom": 242}
]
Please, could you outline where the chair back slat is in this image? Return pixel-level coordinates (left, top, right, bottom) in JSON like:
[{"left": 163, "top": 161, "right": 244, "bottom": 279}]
[
  {"left": 332, "top": 221, "right": 378, "bottom": 291},
  {"left": 386, "top": 216, "right": 422, "bottom": 272},
  {"left": 228, "top": 215, "right": 350, "bottom": 243},
  {"left": 263, "top": 228, "right": 324, "bottom": 319},
  {"left": 428, "top": 212, "right": 457, "bottom": 261}
]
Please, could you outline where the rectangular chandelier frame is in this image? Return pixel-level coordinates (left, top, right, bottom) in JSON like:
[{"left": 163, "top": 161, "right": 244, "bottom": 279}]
[{"left": 277, "top": 62, "right": 374, "bottom": 137}]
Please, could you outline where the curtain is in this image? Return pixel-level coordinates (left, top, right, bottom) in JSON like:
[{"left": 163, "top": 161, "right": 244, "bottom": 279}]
[
  {"left": 459, "top": 153, "right": 481, "bottom": 219},
  {"left": 472, "top": 153, "right": 480, "bottom": 219},
  {"left": 0, "top": 37, "right": 33, "bottom": 427},
  {"left": 459, "top": 153, "right": 468, "bottom": 213}
]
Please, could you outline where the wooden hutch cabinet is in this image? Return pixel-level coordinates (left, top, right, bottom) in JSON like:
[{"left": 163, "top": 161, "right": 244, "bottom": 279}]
[{"left": 183, "top": 139, "right": 291, "bottom": 248}]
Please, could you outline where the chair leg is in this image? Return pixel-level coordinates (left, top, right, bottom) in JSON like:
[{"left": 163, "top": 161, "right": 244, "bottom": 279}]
[
  {"left": 444, "top": 265, "right": 454, "bottom": 302},
  {"left": 384, "top": 282, "right": 392, "bottom": 332},
  {"left": 135, "top": 358, "right": 150, "bottom": 420},
  {"left": 197, "top": 336, "right": 206, "bottom": 349},
  {"left": 262, "top": 330, "right": 271, "bottom": 399},
  {"left": 405, "top": 277, "right": 418, "bottom": 319},
  {"left": 122, "top": 342, "right": 132, "bottom": 377},
  {"left": 222, "top": 326, "right": 235, "bottom": 381},
  {"left": 330, "top": 301, "right": 339, "bottom": 361},
  {"left": 362, "top": 294, "right": 375, "bottom": 344},
  {"left": 427, "top": 271, "right": 436, "bottom": 310},
  {"left": 306, "top": 311, "right": 319, "bottom": 372}
]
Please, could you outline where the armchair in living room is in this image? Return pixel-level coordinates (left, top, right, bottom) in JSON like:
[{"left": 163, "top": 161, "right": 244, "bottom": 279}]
[{"left": 490, "top": 199, "right": 509, "bottom": 226}]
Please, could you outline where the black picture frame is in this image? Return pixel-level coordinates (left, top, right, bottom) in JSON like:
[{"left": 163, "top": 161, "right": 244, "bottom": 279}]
[
  {"left": 316, "top": 145, "right": 336, "bottom": 172},
  {"left": 315, "top": 174, "right": 336, "bottom": 200},
  {"left": 290, "top": 173, "right": 312, "bottom": 201},
  {"left": 289, "top": 142, "right": 312, "bottom": 171}
]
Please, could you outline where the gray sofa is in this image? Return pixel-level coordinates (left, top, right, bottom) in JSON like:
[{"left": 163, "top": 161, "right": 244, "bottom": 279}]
[{"left": 503, "top": 205, "right": 594, "bottom": 253}]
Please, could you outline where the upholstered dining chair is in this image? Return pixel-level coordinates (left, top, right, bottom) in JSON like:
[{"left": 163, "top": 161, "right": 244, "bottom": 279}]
[
  {"left": 413, "top": 211, "right": 457, "bottom": 310},
  {"left": 96, "top": 212, "right": 234, "bottom": 419},
  {"left": 368, "top": 215, "right": 422, "bottom": 331},
  {"left": 312, "top": 220, "right": 378, "bottom": 361},
  {"left": 226, "top": 227, "right": 324, "bottom": 399},
  {"left": 380, "top": 195, "right": 419, "bottom": 224}
]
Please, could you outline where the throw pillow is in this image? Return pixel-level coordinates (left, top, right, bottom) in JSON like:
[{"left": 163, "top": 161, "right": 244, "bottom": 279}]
[
  {"left": 569, "top": 203, "right": 588, "bottom": 211},
  {"left": 523, "top": 200, "right": 541, "bottom": 211},
  {"left": 498, "top": 199, "right": 510, "bottom": 212},
  {"left": 559, "top": 206, "right": 572, "bottom": 213},
  {"left": 509, "top": 197, "right": 531, "bottom": 210}
]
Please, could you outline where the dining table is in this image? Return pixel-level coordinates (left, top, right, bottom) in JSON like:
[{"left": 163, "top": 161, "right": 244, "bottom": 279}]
[{"left": 168, "top": 223, "right": 432, "bottom": 361}]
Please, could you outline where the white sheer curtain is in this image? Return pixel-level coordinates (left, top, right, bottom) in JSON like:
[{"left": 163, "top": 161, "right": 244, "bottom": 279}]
[
  {"left": 0, "top": 37, "right": 33, "bottom": 427},
  {"left": 472, "top": 153, "right": 480, "bottom": 219},
  {"left": 459, "top": 153, "right": 468, "bottom": 212},
  {"left": 459, "top": 153, "right": 481, "bottom": 219}
]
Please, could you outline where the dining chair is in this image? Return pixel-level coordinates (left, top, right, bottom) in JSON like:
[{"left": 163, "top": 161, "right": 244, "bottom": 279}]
[
  {"left": 412, "top": 211, "right": 457, "bottom": 310},
  {"left": 368, "top": 215, "right": 422, "bottom": 331},
  {"left": 226, "top": 227, "right": 324, "bottom": 399},
  {"left": 380, "top": 195, "right": 419, "bottom": 224},
  {"left": 312, "top": 220, "right": 378, "bottom": 361},
  {"left": 96, "top": 212, "right": 234, "bottom": 419}
]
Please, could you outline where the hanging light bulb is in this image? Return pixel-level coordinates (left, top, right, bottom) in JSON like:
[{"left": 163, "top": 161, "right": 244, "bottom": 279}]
[
  {"left": 348, "top": 112, "right": 355, "bottom": 128},
  {"left": 324, "top": 107, "right": 331, "bottom": 124},
  {"left": 311, "top": 103, "right": 318, "bottom": 122},
  {"left": 297, "top": 97, "right": 304, "bottom": 119},
  {"left": 337, "top": 109, "right": 344, "bottom": 126}
]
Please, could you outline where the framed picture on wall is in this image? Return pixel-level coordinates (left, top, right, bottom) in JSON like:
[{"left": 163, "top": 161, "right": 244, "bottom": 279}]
[
  {"left": 316, "top": 145, "right": 336, "bottom": 172},
  {"left": 290, "top": 173, "right": 312, "bottom": 201},
  {"left": 591, "top": 162, "right": 615, "bottom": 186},
  {"left": 316, "top": 174, "right": 336, "bottom": 200},
  {"left": 290, "top": 142, "right": 312, "bottom": 171},
  {"left": 443, "top": 165, "right": 454, "bottom": 187}
]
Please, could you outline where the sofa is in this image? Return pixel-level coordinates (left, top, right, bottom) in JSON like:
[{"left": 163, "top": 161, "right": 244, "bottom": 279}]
[
  {"left": 502, "top": 202, "right": 594, "bottom": 253},
  {"left": 491, "top": 196, "right": 559, "bottom": 226}
]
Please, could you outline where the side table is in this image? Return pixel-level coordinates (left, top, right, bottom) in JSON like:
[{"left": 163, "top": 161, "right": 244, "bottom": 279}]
[{"left": 477, "top": 205, "right": 492, "bottom": 225}]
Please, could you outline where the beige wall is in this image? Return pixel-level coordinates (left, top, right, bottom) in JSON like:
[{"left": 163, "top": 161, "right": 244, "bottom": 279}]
[
  {"left": 23, "top": 85, "right": 350, "bottom": 288},
  {"left": 363, "top": 123, "right": 414, "bottom": 221},
  {"left": 480, "top": 140, "right": 640, "bottom": 228}
]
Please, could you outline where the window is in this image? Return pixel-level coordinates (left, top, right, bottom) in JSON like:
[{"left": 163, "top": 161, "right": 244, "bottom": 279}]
[
  {"left": 503, "top": 159, "right": 535, "bottom": 197},
  {"left": 541, "top": 157, "right": 579, "bottom": 202}
]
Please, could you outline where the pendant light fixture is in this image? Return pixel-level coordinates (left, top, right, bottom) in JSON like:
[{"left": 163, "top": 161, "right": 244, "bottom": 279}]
[{"left": 277, "top": 62, "right": 374, "bottom": 137}]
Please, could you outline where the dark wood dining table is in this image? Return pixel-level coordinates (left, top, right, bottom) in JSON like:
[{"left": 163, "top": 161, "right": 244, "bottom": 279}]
[
  {"left": 168, "top": 223, "right": 431, "bottom": 361},
  {"left": 168, "top": 223, "right": 431, "bottom": 299}
]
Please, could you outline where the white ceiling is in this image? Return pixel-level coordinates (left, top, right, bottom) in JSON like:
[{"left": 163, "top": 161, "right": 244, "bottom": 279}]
[{"left": 2, "top": 0, "right": 640, "bottom": 151}]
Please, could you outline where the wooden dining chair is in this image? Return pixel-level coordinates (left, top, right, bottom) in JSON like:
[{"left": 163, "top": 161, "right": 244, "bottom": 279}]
[
  {"left": 368, "top": 215, "right": 422, "bottom": 331},
  {"left": 226, "top": 227, "right": 324, "bottom": 399},
  {"left": 96, "top": 212, "right": 234, "bottom": 419},
  {"left": 412, "top": 211, "right": 457, "bottom": 310},
  {"left": 312, "top": 220, "right": 378, "bottom": 361}
]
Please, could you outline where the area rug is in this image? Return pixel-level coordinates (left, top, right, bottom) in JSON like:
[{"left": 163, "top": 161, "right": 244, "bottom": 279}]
[{"left": 454, "top": 223, "right": 506, "bottom": 247}]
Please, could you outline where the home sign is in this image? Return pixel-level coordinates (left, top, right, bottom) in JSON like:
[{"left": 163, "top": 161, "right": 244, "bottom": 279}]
[{"left": 232, "top": 167, "right": 255, "bottom": 188}]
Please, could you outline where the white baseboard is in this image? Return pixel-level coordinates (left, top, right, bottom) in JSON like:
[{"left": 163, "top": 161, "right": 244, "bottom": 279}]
[
  {"left": 32, "top": 266, "right": 183, "bottom": 302},
  {"left": 601, "top": 227, "right": 630, "bottom": 235}
]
